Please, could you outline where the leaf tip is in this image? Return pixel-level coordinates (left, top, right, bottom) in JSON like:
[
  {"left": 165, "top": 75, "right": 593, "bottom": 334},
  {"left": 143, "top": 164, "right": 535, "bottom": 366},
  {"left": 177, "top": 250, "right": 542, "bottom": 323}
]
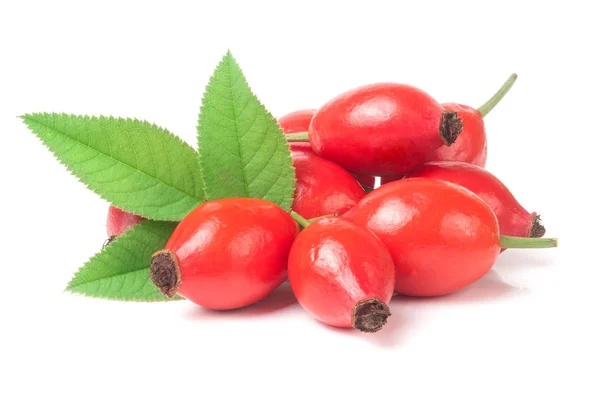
[{"left": 18, "top": 113, "right": 33, "bottom": 123}]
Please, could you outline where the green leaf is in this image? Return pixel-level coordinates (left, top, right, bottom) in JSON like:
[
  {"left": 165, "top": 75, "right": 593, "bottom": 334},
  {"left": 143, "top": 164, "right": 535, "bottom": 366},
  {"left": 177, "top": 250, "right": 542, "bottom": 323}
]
[
  {"left": 21, "top": 114, "right": 205, "bottom": 221},
  {"left": 66, "top": 220, "right": 183, "bottom": 302},
  {"left": 197, "top": 51, "right": 295, "bottom": 211}
]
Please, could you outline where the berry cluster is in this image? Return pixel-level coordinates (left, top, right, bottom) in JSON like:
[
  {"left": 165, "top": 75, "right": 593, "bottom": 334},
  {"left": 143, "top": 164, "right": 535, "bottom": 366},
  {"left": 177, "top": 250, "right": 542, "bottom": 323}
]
[{"left": 105, "top": 75, "right": 557, "bottom": 333}]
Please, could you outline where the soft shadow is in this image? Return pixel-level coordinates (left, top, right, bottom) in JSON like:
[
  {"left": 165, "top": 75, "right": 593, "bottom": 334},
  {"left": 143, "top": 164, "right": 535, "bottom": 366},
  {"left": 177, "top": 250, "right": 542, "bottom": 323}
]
[
  {"left": 395, "top": 269, "right": 525, "bottom": 306},
  {"left": 183, "top": 281, "right": 299, "bottom": 320},
  {"left": 494, "top": 250, "right": 556, "bottom": 268},
  {"left": 183, "top": 270, "right": 523, "bottom": 346},
  {"left": 340, "top": 270, "right": 524, "bottom": 348}
]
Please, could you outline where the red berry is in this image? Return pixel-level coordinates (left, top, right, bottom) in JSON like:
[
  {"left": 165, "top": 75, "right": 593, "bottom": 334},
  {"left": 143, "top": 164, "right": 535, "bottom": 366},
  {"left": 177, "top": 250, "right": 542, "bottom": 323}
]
[
  {"left": 150, "top": 198, "right": 298, "bottom": 310},
  {"left": 279, "top": 109, "right": 315, "bottom": 154},
  {"left": 406, "top": 161, "right": 545, "bottom": 238},
  {"left": 344, "top": 178, "right": 502, "bottom": 297},
  {"left": 429, "top": 74, "right": 518, "bottom": 167},
  {"left": 106, "top": 206, "right": 145, "bottom": 238},
  {"left": 430, "top": 103, "right": 487, "bottom": 166},
  {"left": 279, "top": 109, "right": 375, "bottom": 186},
  {"left": 308, "top": 83, "right": 463, "bottom": 176},
  {"left": 292, "top": 154, "right": 366, "bottom": 219},
  {"left": 288, "top": 217, "right": 394, "bottom": 332}
]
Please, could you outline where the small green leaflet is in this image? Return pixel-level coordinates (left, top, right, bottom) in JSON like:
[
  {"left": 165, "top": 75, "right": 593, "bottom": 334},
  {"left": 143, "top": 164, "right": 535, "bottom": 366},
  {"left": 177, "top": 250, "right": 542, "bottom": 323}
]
[
  {"left": 66, "top": 221, "right": 183, "bottom": 301},
  {"left": 197, "top": 51, "right": 296, "bottom": 211},
  {"left": 21, "top": 114, "right": 205, "bottom": 221}
]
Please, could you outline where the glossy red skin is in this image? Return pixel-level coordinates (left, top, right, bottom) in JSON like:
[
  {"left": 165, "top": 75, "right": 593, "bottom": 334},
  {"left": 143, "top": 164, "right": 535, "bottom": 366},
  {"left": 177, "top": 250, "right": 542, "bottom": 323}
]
[
  {"left": 164, "top": 198, "right": 298, "bottom": 310},
  {"left": 406, "top": 161, "right": 537, "bottom": 238},
  {"left": 279, "top": 109, "right": 376, "bottom": 186},
  {"left": 288, "top": 217, "right": 395, "bottom": 328},
  {"left": 344, "top": 178, "right": 501, "bottom": 297},
  {"left": 279, "top": 109, "right": 316, "bottom": 153},
  {"left": 279, "top": 109, "right": 316, "bottom": 133},
  {"left": 106, "top": 206, "right": 145, "bottom": 237},
  {"left": 309, "top": 83, "right": 448, "bottom": 176},
  {"left": 429, "top": 103, "right": 487, "bottom": 167},
  {"left": 292, "top": 154, "right": 366, "bottom": 219}
]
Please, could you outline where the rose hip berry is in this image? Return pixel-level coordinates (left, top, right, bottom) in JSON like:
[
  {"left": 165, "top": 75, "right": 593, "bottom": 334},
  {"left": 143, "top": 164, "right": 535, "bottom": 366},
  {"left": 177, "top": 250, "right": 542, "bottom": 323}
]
[
  {"left": 286, "top": 83, "right": 463, "bottom": 176},
  {"left": 106, "top": 206, "right": 145, "bottom": 242},
  {"left": 288, "top": 216, "right": 394, "bottom": 332},
  {"left": 279, "top": 109, "right": 376, "bottom": 188},
  {"left": 279, "top": 109, "right": 316, "bottom": 154},
  {"left": 430, "top": 74, "right": 518, "bottom": 167},
  {"left": 150, "top": 198, "right": 298, "bottom": 310},
  {"left": 292, "top": 154, "right": 366, "bottom": 219},
  {"left": 406, "top": 161, "right": 545, "bottom": 239},
  {"left": 344, "top": 178, "right": 557, "bottom": 297}
]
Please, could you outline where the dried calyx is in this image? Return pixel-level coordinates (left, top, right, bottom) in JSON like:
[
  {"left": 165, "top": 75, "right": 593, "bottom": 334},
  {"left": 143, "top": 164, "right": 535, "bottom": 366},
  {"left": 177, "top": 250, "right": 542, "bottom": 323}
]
[
  {"left": 439, "top": 110, "right": 463, "bottom": 146},
  {"left": 529, "top": 214, "right": 546, "bottom": 238},
  {"left": 150, "top": 250, "right": 181, "bottom": 298},
  {"left": 352, "top": 298, "right": 391, "bottom": 333}
]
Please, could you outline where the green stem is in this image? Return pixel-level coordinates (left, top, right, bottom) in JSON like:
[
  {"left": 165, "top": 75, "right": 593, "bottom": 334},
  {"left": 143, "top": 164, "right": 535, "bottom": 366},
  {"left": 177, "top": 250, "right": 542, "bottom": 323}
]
[
  {"left": 477, "top": 73, "right": 518, "bottom": 117},
  {"left": 286, "top": 132, "right": 309, "bottom": 142},
  {"left": 499, "top": 235, "right": 558, "bottom": 249},
  {"left": 291, "top": 211, "right": 311, "bottom": 228}
]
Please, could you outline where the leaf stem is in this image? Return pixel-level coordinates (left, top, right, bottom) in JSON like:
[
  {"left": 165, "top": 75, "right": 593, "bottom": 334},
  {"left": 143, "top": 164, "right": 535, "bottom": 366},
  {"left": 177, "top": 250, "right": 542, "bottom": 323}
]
[
  {"left": 286, "top": 132, "right": 310, "bottom": 142},
  {"left": 477, "top": 73, "right": 518, "bottom": 117},
  {"left": 291, "top": 211, "right": 311, "bottom": 228},
  {"left": 499, "top": 235, "right": 558, "bottom": 249}
]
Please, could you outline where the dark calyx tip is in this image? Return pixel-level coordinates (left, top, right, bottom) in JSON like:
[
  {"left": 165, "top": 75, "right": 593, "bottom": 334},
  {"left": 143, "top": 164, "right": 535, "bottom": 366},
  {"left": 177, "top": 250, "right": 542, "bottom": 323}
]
[
  {"left": 439, "top": 110, "right": 463, "bottom": 146},
  {"left": 150, "top": 250, "right": 181, "bottom": 298},
  {"left": 530, "top": 214, "right": 546, "bottom": 238},
  {"left": 352, "top": 298, "right": 391, "bottom": 333},
  {"left": 103, "top": 235, "right": 116, "bottom": 248}
]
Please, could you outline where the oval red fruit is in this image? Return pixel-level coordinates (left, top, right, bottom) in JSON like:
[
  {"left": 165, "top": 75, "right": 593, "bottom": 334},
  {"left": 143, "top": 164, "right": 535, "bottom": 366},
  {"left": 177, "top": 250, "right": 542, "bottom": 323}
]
[
  {"left": 406, "top": 161, "right": 545, "bottom": 238},
  {"left": 288, "top": 217, "right": 395, "bottom": 332},
  {"left": 150, "top": 198, "right": 298, "bottom": 310},
  {"left": 309, "top": 83, "right": 463, "bottom": 176},
  {"left": 292, "top": 154, "right": 366, "bottom": 219},
  {"left": 279, "top": 109, "right": 316, "bottom": 154},
  {"left": 428, "top": 74, "right": 518, "bottom": 167},
  {"left": 280, "top": 109, "right": 375, "bottom": 186},
  {"left": 429, "top": 103, "right": 487, "bottom": 166},
  {"left": 106, "top": 206, "right": 145, "bottom": 238},
  {"left": 344, "top": 178, "right": 500, "bottom": 297}
]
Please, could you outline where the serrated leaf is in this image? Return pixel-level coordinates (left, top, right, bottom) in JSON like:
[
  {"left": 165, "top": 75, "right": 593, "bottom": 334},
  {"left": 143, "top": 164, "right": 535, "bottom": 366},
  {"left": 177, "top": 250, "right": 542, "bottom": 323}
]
[
  {"left": 66, "top": 220, "right": 183, "bottom": 302},
  {"left": 197, "top": 51, "right": 295, "bottom": 211},
  {"left": 21, "top": 114, "right": 205, "bottom": 221}
]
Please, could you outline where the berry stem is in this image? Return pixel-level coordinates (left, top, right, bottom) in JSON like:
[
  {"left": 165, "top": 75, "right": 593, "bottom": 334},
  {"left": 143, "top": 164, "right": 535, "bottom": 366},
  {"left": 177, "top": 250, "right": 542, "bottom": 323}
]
[
  {"left": 477, "top": 73, "right": 518, "bottom": 117},
  {"left": 286, "top": 132, "right": 309, "bottom": 142},
  {"left": 291, "top": 211, "right": 311, "bottom": 228},
  {"left": 499, "top": 235, "right": 558, "bottom": 249}
]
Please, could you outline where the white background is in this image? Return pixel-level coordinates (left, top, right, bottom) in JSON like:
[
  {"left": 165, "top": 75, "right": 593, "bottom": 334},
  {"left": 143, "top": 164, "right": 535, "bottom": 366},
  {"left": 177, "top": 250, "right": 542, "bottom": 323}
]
[{"left": 1, "top": 1, "right": 598, "bottom": 399}]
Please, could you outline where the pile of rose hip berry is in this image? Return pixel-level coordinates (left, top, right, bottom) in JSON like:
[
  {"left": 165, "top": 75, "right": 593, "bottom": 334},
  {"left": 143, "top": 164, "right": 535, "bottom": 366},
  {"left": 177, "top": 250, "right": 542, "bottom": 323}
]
[{"left": 108, "top": 74, "right": 557, "bottom": 333}]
